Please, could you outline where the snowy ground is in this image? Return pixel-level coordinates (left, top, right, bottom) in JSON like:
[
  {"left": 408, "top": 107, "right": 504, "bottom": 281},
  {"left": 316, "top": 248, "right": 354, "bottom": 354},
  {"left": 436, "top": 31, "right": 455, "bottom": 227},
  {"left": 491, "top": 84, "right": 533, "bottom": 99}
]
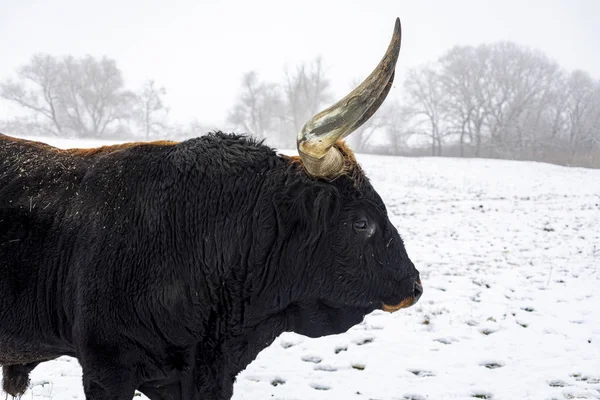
[{"left": 3, "top": 137, "right": 600, "bottom": 400}]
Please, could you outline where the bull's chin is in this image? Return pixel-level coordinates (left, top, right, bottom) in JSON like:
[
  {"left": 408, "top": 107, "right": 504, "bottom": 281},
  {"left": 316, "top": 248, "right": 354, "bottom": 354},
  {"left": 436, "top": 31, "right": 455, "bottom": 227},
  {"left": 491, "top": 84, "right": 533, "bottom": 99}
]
[
  {"left": 287, "top": 299, "right": 376, "bottom": 338},
  {"left": 382, "top": 296, "right": 416, "bottom": 313}
]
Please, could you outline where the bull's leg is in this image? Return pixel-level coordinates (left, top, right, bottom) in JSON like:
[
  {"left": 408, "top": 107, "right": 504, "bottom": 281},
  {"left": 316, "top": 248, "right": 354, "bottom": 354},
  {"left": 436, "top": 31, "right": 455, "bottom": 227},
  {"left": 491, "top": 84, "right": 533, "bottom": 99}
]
[
  {"left": 2, "top": 362, "right": 40, "bottom": 396},
  {"left": 75, "top": 329, "right": 139, "bottom": 400},
  {"left": 81, "top": 369, "right": 136, "bottom": 400},
  {"left": 78, "top": 345, "right": 137, "bottom": 400}
]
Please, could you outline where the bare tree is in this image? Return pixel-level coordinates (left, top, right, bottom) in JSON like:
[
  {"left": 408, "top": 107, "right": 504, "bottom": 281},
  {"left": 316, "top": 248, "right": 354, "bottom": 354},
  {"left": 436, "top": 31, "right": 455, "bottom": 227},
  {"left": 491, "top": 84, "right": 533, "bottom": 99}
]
[
  {"left": 403, "top": 65, "right": 448, "bottom": 156},
  {"left": 282, "top": 57, "right": 332, "bottom": 136},
  {"left": 135, "top": 80, "right": 169, "bottom": 138},
  {"left": 1, "top": 54, "right": 135, "bottom": 138},
  {"left": 478, "top": 43, "right": 560, "bottom": 157},
  {"left": 438, "top": 45, "right": 489, "bottom": 156},
  {"left": 59, "top": 55, "right": 135, "bottom": 137},
  {"left": 537, "top": 73, "right": 570, "bottom": 157},
  {"left": 227, "top": 71, "right": 284, "bottom": 143},
  {"left": 1, "top": 54, "right": 64, "bottom": 135},
  {"left": 563, "top": 70, "right": 600, "bottom": 162}
]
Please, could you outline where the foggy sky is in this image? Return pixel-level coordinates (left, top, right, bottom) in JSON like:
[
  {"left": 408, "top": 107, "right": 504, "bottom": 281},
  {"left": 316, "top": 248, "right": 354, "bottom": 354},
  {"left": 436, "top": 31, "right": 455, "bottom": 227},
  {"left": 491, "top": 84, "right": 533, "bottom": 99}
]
[{"left": 1, "top": 0, "right": 599, "bottom": 129}]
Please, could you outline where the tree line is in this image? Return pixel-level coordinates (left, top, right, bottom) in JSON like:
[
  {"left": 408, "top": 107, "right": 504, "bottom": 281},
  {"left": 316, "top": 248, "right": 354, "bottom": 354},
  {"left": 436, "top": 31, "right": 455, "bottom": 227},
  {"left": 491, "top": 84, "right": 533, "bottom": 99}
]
[
  {"left": 401, "top": 43, "right": 600, "bottom": 167},
  {"left": 0, "top": 54, "right": 170, "bottom": 139},
  {"left": 2, "top": 42, "right": 599, "bottom": 168},
  {"left": 229, "top": 43, "right": 600, "bottom": 167}
]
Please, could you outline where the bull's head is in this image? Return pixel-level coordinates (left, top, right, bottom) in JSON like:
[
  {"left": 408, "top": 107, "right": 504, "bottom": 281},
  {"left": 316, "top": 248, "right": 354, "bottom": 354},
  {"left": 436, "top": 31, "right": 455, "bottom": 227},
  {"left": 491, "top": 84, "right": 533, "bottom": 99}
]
[{"left": 248, "top": 18, "right": 422, "bottom": 339}]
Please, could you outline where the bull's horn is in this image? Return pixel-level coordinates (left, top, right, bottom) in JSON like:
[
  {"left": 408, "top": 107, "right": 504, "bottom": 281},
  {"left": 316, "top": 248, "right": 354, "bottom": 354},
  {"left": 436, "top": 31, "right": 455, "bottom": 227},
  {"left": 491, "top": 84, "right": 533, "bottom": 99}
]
[{"left": 297, "top": 18, "right": 402, "bottom": 177}]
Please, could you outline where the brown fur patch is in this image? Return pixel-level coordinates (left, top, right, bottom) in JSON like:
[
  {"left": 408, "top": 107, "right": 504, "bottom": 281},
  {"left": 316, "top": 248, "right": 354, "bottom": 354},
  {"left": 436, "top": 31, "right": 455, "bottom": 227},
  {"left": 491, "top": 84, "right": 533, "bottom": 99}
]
[
  {"left": 334, "top": 141, "right": 358, "bottom": 164},
  {"left": 65, "top": 140, "right": 178, "bottom": 157},
  {"left": 382, "top": 297, "right": 415, "bottom": 313},
  {"left": 1, "top": 134, "right": 178, "bottom": 158},
  {"left": 334, "top": 141, "right": 366, "bottom": 186}
]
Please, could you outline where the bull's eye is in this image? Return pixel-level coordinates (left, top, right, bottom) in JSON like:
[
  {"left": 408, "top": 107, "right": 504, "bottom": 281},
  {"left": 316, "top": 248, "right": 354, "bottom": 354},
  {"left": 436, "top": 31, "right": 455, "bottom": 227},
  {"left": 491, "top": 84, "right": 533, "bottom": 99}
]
[{"left": 353, "top": 220, "right": 368, "bottom": 231}]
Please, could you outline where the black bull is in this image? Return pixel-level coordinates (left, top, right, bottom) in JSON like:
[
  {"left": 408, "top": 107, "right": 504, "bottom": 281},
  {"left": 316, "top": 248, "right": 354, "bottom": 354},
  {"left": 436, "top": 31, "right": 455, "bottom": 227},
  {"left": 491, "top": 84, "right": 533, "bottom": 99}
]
[{"left": 0, "top": 133, "right": 420, "bottom": 399}]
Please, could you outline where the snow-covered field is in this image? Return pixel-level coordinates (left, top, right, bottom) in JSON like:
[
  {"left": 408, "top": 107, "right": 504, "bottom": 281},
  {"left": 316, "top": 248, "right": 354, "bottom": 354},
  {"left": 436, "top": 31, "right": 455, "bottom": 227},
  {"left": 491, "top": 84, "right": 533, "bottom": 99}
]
[{"left": 3, "top": 137, "right": 600, "bottom": 399}]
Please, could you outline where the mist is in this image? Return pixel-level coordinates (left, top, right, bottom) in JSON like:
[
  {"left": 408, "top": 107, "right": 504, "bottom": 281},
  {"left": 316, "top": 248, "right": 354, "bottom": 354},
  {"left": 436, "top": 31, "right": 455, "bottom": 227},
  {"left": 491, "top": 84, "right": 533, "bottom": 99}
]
[{"left": 1, "top": 0, "right": 599, "bottom": 168}]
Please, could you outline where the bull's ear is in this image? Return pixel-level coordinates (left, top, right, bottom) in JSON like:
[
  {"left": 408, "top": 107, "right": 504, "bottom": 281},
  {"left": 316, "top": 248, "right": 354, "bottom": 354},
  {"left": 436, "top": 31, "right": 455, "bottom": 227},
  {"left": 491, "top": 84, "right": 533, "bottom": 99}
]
[
  {"left": 309, "top": 187, "right": 340, "bottom": 230},
  {"left": 275, "top": 182, "right": 340, "bottom": 237},
  {"left": 296, "top": 18, "right": 402, "bottom": 178}
]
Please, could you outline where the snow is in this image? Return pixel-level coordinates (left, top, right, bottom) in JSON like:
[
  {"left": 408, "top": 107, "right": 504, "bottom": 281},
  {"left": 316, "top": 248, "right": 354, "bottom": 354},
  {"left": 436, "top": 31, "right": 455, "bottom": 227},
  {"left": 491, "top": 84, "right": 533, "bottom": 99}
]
[{"left": 3, "top": 137, "right": 600, "bottom": 400}]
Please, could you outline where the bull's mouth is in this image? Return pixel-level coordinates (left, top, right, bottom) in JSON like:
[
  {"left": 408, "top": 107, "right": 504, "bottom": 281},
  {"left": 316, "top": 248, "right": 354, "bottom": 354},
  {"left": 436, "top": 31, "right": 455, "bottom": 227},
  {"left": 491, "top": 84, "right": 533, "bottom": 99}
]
[{"left": 382, "top": 296, "right": 417, "bottom": 312}]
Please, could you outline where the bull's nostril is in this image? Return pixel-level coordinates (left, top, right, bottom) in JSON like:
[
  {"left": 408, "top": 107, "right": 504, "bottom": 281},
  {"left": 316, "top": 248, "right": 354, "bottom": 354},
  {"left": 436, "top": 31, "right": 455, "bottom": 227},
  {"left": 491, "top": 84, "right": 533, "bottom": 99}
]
[{"left": 413, "top": 280, "right": 423, "bottom": 304}]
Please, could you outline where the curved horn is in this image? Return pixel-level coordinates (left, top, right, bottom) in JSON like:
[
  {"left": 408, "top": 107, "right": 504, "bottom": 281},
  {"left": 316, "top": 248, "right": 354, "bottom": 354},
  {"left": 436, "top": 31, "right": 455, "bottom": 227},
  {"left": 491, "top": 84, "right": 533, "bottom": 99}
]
[{"left": 297, "top": 18, "right": 402, "bottom": 177}]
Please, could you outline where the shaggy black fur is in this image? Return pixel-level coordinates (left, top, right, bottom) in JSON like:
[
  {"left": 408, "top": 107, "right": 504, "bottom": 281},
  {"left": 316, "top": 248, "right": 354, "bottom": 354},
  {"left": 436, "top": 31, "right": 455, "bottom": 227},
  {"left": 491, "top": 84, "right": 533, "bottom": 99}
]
[{"left": 0, "top": 132, "right": 420, "bottom": 399}]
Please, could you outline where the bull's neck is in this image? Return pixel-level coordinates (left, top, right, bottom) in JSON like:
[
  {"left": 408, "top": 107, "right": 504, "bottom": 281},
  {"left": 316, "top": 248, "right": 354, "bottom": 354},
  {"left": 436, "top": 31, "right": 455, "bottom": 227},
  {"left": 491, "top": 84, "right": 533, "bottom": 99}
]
[{"left": 222, "top": 306, "right": 292, "bottom": 380}]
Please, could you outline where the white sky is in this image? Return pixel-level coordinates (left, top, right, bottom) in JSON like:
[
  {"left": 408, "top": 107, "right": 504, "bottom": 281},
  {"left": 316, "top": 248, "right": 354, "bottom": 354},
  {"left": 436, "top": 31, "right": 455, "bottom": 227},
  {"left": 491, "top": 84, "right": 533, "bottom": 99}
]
[{"left": 1, "top": 0, "right": 599, "bottom": 129}]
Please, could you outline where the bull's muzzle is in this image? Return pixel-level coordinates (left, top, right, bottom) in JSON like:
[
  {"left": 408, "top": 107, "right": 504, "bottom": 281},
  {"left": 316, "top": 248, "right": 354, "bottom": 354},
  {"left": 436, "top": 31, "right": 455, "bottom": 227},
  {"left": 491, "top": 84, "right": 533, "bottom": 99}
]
[{"left": 382, "top": 279, "right": 423, "bottom": 312}]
